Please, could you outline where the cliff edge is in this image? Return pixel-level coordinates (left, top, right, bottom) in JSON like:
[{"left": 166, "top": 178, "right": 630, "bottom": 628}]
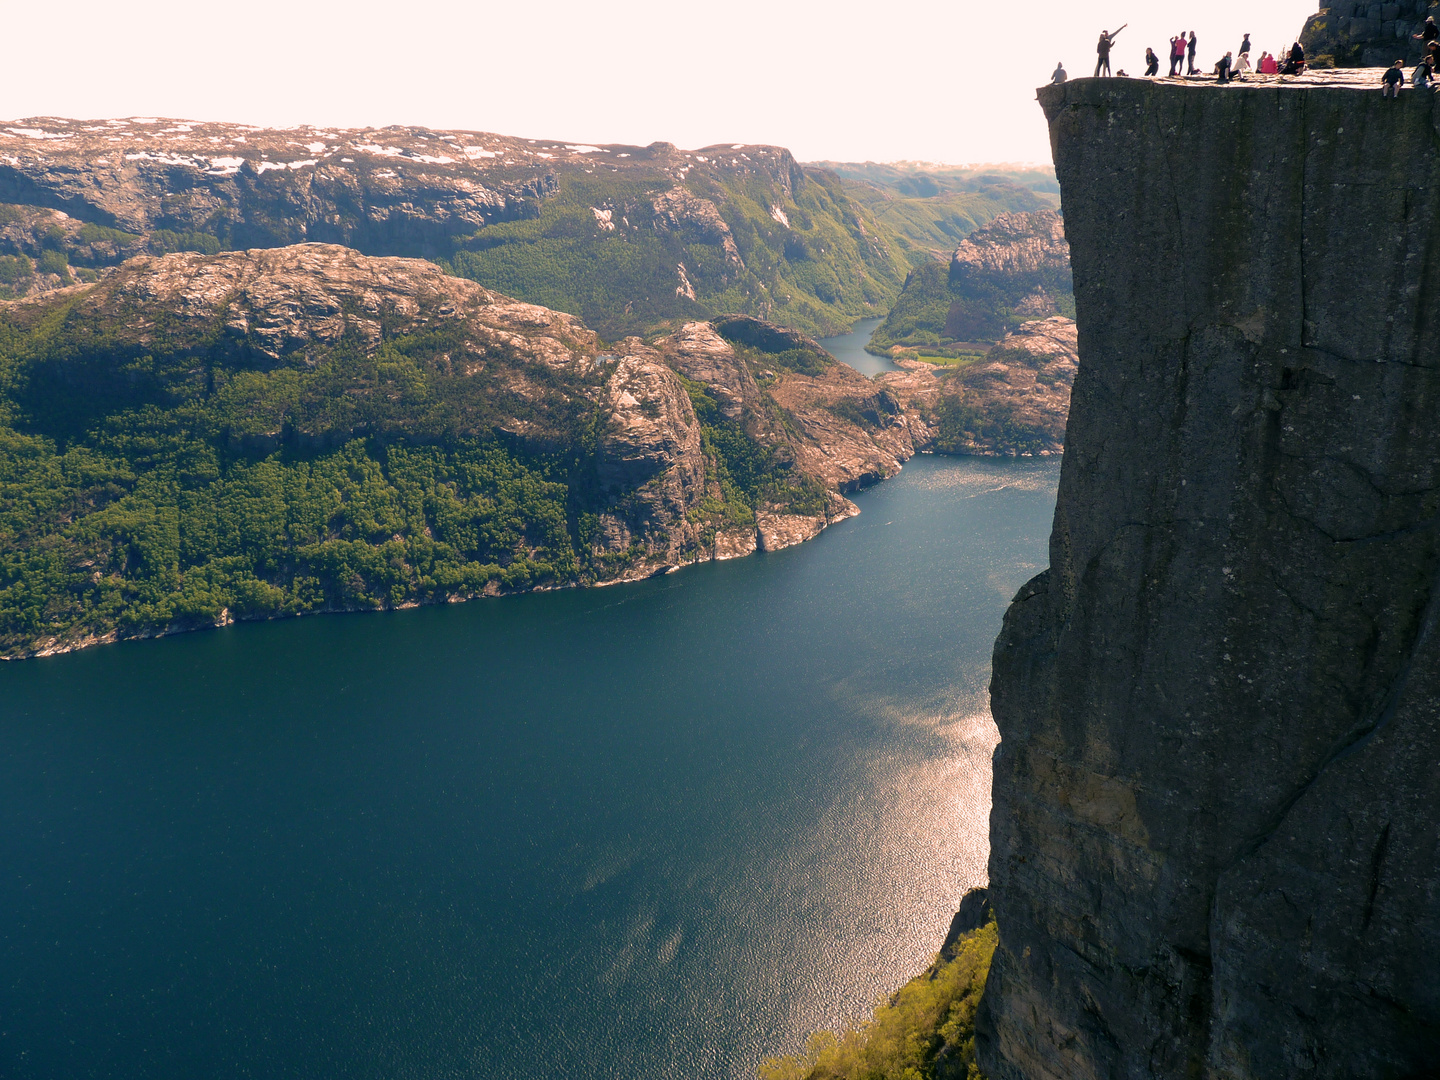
[{"left": 981, "top": 78, "right": 1440, "bottom": 1078}]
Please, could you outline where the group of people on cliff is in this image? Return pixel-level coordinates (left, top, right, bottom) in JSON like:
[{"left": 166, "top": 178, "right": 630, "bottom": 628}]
[
  {"left": 1382, "top": 16, "right": 1439, "bottom": 97},
  {"left": 1054, "top": 13, "right": 1440, "bottom": 94},
  {"left": 1050, "top": 27, "right": 1313, "bottom": 87}
]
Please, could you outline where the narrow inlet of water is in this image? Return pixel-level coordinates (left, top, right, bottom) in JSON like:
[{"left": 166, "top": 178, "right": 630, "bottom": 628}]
[
  {"left": 820, "top": 317, "right": 897, "bottom": 376},
  {"left": 0, "top": 455, "right": 1058, "bottom": 1080}
]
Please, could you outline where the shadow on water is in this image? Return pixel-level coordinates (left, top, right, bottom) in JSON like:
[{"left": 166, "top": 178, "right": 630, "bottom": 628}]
[{"left": 0, "top": 455, "right": 1058, "bottom": 1080}]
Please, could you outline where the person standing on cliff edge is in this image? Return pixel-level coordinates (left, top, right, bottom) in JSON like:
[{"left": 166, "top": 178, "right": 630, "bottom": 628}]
[
  {"left": 1187, "top": 31, "right": 1198, "bottom": 75},
  {"left": 1145, "top": 47, "right": 1160, "bottom": 76},
  {"left": 1095, "top": 26, "right": 1125, "bottom": 77}
]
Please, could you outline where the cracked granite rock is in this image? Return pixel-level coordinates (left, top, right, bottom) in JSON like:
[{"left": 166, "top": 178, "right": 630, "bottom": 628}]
[{"left": 979, "top": 77, "right": 1440, "bottom": 1080}]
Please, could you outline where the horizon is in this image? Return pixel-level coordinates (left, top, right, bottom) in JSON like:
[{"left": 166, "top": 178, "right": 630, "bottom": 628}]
[{"left": 3, "top": 0, "right": 1317, "bottom": 165}]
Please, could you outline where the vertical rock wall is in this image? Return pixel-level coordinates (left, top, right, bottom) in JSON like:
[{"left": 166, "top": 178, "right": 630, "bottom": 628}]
[{"left": 980, "top": 79, "right": 1440, "bottom": 1079}]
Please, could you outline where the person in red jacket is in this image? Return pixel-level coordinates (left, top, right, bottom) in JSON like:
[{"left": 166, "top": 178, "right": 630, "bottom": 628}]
[{"left": 1170, "top": 34, "right": 1186, "bottom": 76}]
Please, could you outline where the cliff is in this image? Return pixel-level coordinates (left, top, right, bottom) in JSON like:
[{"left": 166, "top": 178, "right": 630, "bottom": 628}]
[
  {"left": 981, "top": 77, "right": 1440, "bottom": 1078},
  {"left": 1301, "top": 1, "right": 1439, "bottom": 68},
  {"left": 0, "top": 245, "right": 915, "bottom": 658}
]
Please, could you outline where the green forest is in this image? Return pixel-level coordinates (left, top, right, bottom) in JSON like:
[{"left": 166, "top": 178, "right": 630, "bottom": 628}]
[{"left": 0, "top": 290, "right": 820, "bottom": 657}]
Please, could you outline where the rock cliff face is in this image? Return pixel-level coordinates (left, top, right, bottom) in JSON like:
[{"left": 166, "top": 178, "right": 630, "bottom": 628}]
[
  {"left": 1301, "top": 1, "right": 1439, "bottom": 68},
  {"left": 981, "top": 78, "right": 1440, "bottom": 1078}
]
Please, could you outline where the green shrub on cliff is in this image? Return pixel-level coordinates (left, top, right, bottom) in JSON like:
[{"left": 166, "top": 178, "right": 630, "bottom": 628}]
[
  {"left": 36, "top": 249, "right": 70, "bottom": 281},
  {"left": 0, "top": 254, "right": 33, "bottom": 285},
  {"left": 758, "top": 920, "right": 996, "bottom": 1080}
]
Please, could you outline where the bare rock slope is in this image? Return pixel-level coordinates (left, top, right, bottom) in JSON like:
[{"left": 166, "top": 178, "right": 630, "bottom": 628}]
[
  {"left": 0, "top": 117, "right": 913, "bottom": 340},
  {"left": 980, "top": 76, "right": 1440, "bottom": 1080}
]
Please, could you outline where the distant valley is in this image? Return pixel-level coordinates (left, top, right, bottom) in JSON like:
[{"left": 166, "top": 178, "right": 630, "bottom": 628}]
[{"left": 0, "top": 118, "right": 1075, "bottom": 657}]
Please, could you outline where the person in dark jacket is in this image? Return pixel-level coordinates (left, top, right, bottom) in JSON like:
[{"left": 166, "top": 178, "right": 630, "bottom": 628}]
[
  {"left": 1187, "top": 31, "right": 1198, "bottom": 75},
  {"left": 1240, "top": 33, "right": 1251, "bottom": 58},
  {"left": 1145, "top": 47, "right": 1160, "bottom": 76},
  {"left": 1383, "top": 59, "right": 1405, "bottom": 98},
  {"left": 1216, "top": 51, "right": 1234, "bottom": 83},
  {"left": 1281, "top": 40, "right": 1306, "bottom": 74},
  {"left": 1414, "top": 15, "right": 1438, "bottom": 47},
  {"left": 1095, "top": 27, "right": 1123, "bottom": 77}
]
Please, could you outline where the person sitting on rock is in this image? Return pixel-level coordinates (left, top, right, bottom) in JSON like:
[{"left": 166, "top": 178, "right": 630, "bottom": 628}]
[
  {"left": 1234, "top": 50, "right": 1253, "bottom": 78},
  {"left": 1051, "top": 61, "right": 1068, "bottom": 84},
  {"left": 1215, "top": 51, "right": 1234, "bottom": 83},
  {"left": 1383, "top": 60, "right": 1406, "bottom": 99},
  {"left": 1095, "top": 28, "right": 1123, "bottom": 77},
  {"left": 1145, "top": 47, "right": 1160, "bottom": 76},
  {"left": 1412, "top": 57, "right": 1434, "bottom": 91},
  {"left": 1258, "top": 51, "right": 1278, "bottom": 74},
  {"left": 1280, "top": 40, "right": 1306, "bottom": 75}
]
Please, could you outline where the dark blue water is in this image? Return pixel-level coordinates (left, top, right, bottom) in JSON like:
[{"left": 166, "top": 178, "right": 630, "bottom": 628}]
[
  {"left": 0, "top": 456, "right": 1058, "bottom": 1080},
  {"left": 821, "top": 318, "right": 897, "bottom": 376}
]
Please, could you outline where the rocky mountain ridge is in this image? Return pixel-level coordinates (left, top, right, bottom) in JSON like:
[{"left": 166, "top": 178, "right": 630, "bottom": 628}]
[
  {"left": 0, "top": 118, "right": 793, "bottom": 251},
  {"left": 0, "top": 117, "right": 1055, "bottom": 342}
]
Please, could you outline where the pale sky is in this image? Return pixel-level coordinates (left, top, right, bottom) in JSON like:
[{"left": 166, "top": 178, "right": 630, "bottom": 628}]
[{"left": 6, "top": 0, "right": 1317, "bottom": 164}]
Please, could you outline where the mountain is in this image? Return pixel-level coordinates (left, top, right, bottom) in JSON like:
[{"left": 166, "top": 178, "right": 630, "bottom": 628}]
[
  {"left": 868, "top": 210, "right": 1073, "bottom": 357},
  {"left": 0, "top": 118, "right": 1044, "bottom": 342},
  {"left": 878, "top": 316, "right": 1077, "bottom": 457},
  {"left": 0, "top": 244, "right": 924, "bottom": 659},
  {"left": 981, "top": 73, "right": 1440, "bottom": 1080},
  {"left": 810, "top": 163, "right": 1059, "bottom": 265}
]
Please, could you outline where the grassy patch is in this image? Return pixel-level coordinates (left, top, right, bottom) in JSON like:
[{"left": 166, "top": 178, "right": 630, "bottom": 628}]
[{"left": 759, "top": 920, "right": 996, "bottom": 1080}]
